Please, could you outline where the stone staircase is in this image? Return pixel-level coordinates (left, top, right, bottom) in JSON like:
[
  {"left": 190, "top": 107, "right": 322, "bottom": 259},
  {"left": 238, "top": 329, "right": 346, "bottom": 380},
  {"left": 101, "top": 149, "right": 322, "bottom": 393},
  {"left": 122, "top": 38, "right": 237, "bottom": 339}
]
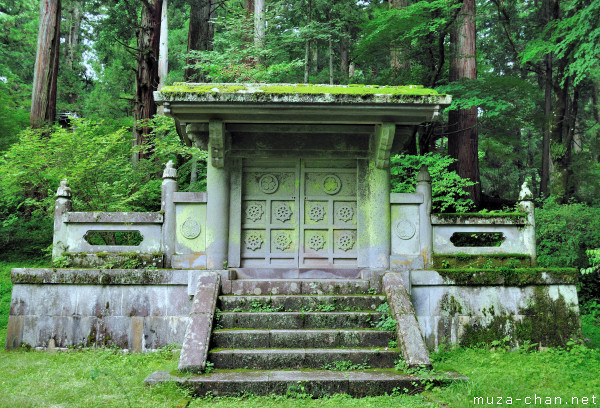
[
  {"left": 146, "top": 276, "right": 466, "bottom": 397},
  {"left": 210, "top": 279, "right": 397, "bottom": 371}
]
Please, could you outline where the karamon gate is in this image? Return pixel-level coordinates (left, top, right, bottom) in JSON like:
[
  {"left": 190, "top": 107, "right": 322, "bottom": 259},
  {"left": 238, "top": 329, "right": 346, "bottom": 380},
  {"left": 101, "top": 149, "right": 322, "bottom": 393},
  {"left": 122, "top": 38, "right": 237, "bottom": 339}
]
[
  {"left": 162, "top": 84, "right": 445, "bottom": 274},
  {"left": 6, "top": 84, "right": 581, "bottom": 396}
]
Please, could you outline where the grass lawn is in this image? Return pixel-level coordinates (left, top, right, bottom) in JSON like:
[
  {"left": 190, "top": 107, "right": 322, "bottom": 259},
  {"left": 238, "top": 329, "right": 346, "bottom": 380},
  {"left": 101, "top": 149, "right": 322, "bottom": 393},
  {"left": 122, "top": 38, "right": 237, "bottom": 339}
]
[{"left": 1, "top": 261, "right": 599, "bottom": 407}]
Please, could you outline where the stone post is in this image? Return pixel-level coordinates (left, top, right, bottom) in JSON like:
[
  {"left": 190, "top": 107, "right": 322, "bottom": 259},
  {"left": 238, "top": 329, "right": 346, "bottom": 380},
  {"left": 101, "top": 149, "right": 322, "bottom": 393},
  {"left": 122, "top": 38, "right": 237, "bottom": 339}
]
[
  {"left": 52, "top": 179, "right": 72, "bottom": 260},
  {"left": 366, "top": 159, "right": 391, "bottom": 270},
  {"left": 206, "top": 120, "right": 230, "bottom": 269},
  {"left": 162, "top": 161, "right": 178, "bottom": 268},
  {"left": 518, "top": 181, "right": 537, "bottom": 266},
  {"left": 415, "top": 165, "right": 432, "bottom": 268}
]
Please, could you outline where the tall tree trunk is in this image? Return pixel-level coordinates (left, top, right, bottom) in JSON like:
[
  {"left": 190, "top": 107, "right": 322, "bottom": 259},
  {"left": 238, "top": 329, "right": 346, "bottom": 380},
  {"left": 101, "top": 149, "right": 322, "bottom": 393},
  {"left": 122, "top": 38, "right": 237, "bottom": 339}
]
[
  {"left": 328, "top": 37, "right": 334, "bottom": 85},
  {"left": 157, "top": 0, "right": 168, "bottom": 114},
  {"left": 340, "top": 37, "right": 349, "bottom": 81},
  {"left": 185, "top": 0, "right": 214, "bottom": 81},
  {"left": 31, "top": 0, "right": 62, "bottom": 127},
  {"left": 254, "top": 0, "right": 265, "bottom": 51},
  {"left": 64, "top": 0, "right": 82, "bottom": 70},
  {"left": 158, "top": 0, "right": 168, "bottom": 89},
  {"left": 389, "top": 0, "right": 410, "bottom": 73},
  {"left": 448, "top": 0, "right": 481, "bottom": 206},
  {"left": 304, "top": 0, "right": 312, "bottom": 83},
  {"left": 312, "top": 45, "right": 318, "bottom": 73},
  {"left": 540, "top": 0, "right": 554, "bottom": 197},
  {"left": 134, "top": 0, "right": 162, "bottom": 160},
  {"left": 540, "top": 52, "right": 552, "bottom": 197}
]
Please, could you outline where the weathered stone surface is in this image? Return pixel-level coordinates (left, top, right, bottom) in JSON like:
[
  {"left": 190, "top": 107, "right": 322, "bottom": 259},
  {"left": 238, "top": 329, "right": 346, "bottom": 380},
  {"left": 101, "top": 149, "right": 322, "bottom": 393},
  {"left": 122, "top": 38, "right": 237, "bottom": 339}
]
[
  {"left": 66, "top": 212, "right": 163, "bottom": 223},
  {"left": 269, "top": 370, "right": 348, "bottom": 396},
  {"left": 179, "top": 273, "right": 221, "bottom": 372},
  {"left": 11, "top": 268, "right": 187, "bottom": 285},
  {"left": 218, "top": 312, "right": 381, "bottom": 330},
  {"left": 412, "top": 283, "right": 581, "bottom": 348},
  {"left": 211, "top": 329, "right": 393, "bottom": 349},
  {"left": 145, "top": 370, "right": 467, "bottom": 397},
  {"left": 218, "top": 295, "right": 386, "bottom": 311},
  {"left": 209, "top": 348, "right": 400, "bottom": 369},
  {"left": 383, "top": 272, "right": 432, "bottom": 368}
]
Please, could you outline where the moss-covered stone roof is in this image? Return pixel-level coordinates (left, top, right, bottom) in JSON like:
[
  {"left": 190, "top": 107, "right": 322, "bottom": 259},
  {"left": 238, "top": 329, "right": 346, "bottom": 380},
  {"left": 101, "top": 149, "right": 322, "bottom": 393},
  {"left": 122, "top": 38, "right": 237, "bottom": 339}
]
[{"left": 155, "top": 83, "right": 451, "bottom": 105}]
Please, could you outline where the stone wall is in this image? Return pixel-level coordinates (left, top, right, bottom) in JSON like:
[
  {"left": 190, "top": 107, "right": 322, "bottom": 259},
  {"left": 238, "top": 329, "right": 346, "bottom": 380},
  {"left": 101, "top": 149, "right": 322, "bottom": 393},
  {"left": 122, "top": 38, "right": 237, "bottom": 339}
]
[
  {"left": 6, "top": 269, "right": 192, "bottom": 351},
  {"left": 410, "top": 270, "right": 580, "bottom": 348}
]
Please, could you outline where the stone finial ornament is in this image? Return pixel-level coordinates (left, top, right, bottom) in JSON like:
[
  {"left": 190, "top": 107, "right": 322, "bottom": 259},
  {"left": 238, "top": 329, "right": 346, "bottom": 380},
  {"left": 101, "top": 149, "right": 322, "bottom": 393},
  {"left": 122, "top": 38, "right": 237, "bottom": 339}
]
[
  {"left": 416, "top": 165, "right": 431, "bottom": 183},
  {"left": 56, "top": 179, "right": 72, "bottom": 198},
  {"left": 519, "top": 181, "right": 533, "bottom": 201},
  {"left": 162, "top": 160, "right": 177, "bottom": 179}
]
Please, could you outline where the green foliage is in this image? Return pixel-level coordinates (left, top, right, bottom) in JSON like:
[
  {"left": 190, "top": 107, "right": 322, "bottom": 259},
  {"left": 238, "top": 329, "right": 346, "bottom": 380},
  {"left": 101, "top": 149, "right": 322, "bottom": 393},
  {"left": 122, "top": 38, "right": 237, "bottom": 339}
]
[
  {"left": 374, "top": 302, "right": 397, "bottom": 332},
  {"left": 536, "top": 198, "right": 600, "bottom": 269},
  {"left": 0, "top": 116, "right": 205, "bottom": 257},
  {"left": 391, "top": 153, "right": 474, "bottom": 213},
  {"left": 321, "top": 360, "right": 371, "bottom": 371},
  {"left": 536, "top": 198, "right": 600, "bottom": 304}
]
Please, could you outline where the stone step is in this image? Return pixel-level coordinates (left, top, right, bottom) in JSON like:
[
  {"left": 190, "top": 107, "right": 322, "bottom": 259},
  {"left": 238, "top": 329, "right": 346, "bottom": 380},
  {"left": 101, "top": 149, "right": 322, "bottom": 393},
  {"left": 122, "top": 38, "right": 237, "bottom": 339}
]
[
  {"left": 218, "top": 295, "right": 387, "bottom": 312},
  {"left": 146, "top": 370, "right": 468, "bottom": 398},
  {"left": 230, "top": 279, "right": 372, "bottom": 296},
  {"left": 217, "top": 312, "right": 383, "bottom": 329},
  {"left": 208, "top": 348, "right": 401, "bottom": 370},
  {"left": 212, "top": 329, "right": 395, "bottom": 349}
]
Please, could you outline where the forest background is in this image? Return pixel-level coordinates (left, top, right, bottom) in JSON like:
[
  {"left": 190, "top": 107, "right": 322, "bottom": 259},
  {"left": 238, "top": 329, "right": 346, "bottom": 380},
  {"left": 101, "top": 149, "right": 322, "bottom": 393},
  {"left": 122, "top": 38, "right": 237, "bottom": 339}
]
[{"left": 0, "top": 0, "right": 599, "bottom": 308}]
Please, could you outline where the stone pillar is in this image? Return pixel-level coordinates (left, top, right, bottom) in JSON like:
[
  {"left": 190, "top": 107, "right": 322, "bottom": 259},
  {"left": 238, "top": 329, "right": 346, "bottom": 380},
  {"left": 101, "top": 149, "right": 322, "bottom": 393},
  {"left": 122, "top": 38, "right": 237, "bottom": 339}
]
[
  {"left": 52, "top": 179, "right": 72, "bottom": 260},
  {"left": 518, "top": 181, "right": 537, "bottom": 266},
  {"left": 161, "top": 160, "right": 178, "bottom": 268},
  {"left": 415, "top": 165, "right": 432, "bottom": 267},
  {"left": 366, "top": 159, "right": 391, "bottom": 269},
  {"left": 206, "top": 120, "right": 230, "bottom": 269},
  {"left": 367, "top": 123, "right": 395, "bottom": 270}
]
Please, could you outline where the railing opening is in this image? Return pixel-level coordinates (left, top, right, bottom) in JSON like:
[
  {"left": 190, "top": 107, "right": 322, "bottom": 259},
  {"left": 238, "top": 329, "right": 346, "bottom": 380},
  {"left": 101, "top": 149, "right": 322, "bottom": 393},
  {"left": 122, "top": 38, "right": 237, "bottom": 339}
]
[
  {"left": 84, "top": 231, "right": 144, "bottom": 246},
  {"left": 449, "top": 232, "right": 505, "bottom": 247}
]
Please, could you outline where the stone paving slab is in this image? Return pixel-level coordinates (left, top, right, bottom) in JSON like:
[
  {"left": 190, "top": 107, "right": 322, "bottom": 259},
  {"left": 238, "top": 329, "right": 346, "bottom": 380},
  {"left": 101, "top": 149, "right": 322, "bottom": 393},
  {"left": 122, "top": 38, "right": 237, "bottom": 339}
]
[
  {"left": 145, "top": 369, "right": 468, "bottom": 397},
  {"left": 218, "top": 312, "right": 382, "bottom": 329},
  {"left": 218, "top": 295, "right": 387, "bottom": 311},
  {"left": 208, "top": 348, "right": 401, "bottom": 369}
]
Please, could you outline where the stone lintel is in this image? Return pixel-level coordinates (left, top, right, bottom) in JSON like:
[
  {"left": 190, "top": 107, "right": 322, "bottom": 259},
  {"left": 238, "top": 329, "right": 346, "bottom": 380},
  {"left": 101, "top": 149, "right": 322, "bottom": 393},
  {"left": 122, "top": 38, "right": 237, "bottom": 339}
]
[
  {"left": 431, "top": 214, "right": 527, "bottom": 225},
  {"left": 66, "top": 212, "right": 163, "bottom": 224},
  {"left": 390, "top": 193, "right": 424, "bottom": 204},
  {"left": 172, "top": 192, "right": 208, "bottom": 203}
]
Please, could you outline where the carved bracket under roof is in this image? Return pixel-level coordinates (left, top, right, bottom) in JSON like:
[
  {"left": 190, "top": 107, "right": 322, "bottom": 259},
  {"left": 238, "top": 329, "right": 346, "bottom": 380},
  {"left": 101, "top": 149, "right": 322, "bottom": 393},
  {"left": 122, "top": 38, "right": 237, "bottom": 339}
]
[
  {"left": 372, "top": 123, "right": 396, "bottom": 169},
  {"left": 208, "top": 120, "right": 229, "bottom": 168},
  {"left": 185, "top": 123, "right": 209, "bottom": 149}
]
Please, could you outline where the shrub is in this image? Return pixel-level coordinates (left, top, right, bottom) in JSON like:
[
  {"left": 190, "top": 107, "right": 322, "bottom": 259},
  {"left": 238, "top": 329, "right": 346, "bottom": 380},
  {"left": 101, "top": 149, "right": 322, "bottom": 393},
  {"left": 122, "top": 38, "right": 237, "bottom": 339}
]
[
  {"left": 536, "top": 198, "right": 600, "bottom": 303},
  {"left": 0, "top": 116, "right": 204, "bottom": 257},
  {"left": 390, "top": 153, "right": 475, "bottom": 213}
]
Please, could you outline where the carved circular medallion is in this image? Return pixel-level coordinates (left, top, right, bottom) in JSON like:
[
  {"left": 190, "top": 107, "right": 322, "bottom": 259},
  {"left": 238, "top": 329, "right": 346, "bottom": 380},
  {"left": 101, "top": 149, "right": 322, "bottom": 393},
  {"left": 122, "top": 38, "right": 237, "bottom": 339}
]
[
  {"left": 337, "top": 232, "right": 355, "bottom": 251},
  {"left": 259, "top": 174, "right": 279, "bottom": 194},
  {"left": 322, "top": 174, "right": 342, "bottom": 195},
  {"left": 181, "top": 218, "right": 201, "bottom": 239},
  {"left": 274, "top": 232, "right": 292, "bottom": 251},
  {"left": 245, "top": 232, "right": 264, "bottom": 251},
  {"left": 308, "top": 235, "right": 325, "bottom": 251},
  {"left": 274, "top": 203, "right": 292, "bottom": 222},
  {"left": 245, "top": 203, "right": 264, "bottom": 222},
  {"left": 309, "top": 203, "right": 325, "bottom": 222},
  {"left": 336, "top": 205, "right": 354, "bottom": 222},
  {"left": 395, "top": 219, "right": 416, "bottom": 240}
]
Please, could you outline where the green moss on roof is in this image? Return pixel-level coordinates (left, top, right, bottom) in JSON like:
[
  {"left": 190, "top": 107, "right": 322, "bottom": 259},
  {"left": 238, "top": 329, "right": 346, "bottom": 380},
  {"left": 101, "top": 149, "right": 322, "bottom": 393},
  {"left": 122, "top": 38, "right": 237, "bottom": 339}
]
[{"left": 159, "top": 83, "right": 442, "bottom": 96}]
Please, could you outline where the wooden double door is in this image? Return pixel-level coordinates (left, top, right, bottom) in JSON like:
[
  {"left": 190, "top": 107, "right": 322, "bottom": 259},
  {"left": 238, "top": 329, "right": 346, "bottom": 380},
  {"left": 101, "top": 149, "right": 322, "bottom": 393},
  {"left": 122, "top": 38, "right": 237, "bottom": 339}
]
[{"left": 239, "top": 158, "right": 358, "bottom": 268}]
